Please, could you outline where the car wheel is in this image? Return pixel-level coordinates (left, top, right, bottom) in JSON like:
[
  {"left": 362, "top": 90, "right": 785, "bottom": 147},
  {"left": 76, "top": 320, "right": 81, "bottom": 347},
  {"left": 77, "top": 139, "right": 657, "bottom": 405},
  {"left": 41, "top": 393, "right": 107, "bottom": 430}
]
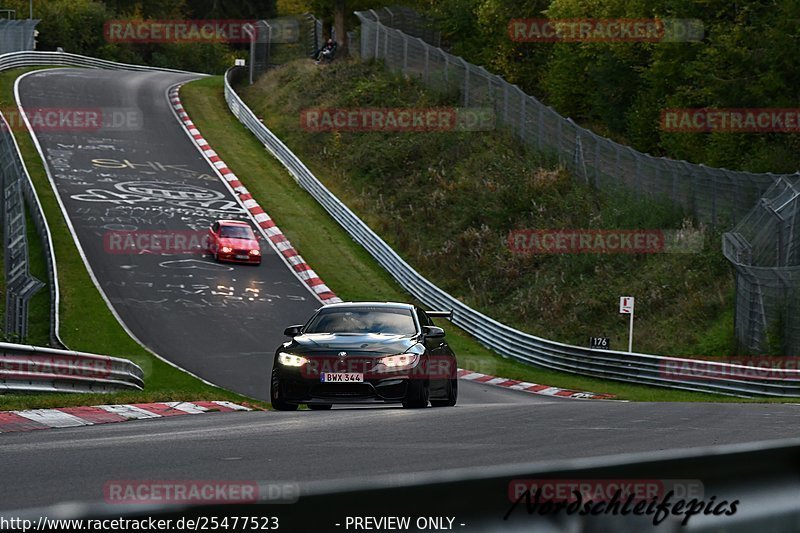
[
  {"left": 270, "top": 368, "right": 298, "bottom": 411},
  {"left": 431, "top": 378, "right": 458, "bottom": 407},
  {"left": 402, "top": 379, "right": 429, "bottom": 408},
  {"left": 308, "top": 404, "right": 332, "bottom": 410}
]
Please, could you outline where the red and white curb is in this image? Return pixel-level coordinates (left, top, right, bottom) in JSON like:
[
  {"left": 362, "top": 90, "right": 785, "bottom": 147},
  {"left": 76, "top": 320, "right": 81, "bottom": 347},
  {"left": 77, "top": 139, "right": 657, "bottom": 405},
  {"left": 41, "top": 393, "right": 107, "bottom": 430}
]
[
  {"left": 0, "top": 401, "right": 256, "bottom": 434},
  {"left": 168, "top": 86, "right": 341, "bottom": 305},
  {"left": 458, "top": 369, "right": 615, "bottom": 400}
]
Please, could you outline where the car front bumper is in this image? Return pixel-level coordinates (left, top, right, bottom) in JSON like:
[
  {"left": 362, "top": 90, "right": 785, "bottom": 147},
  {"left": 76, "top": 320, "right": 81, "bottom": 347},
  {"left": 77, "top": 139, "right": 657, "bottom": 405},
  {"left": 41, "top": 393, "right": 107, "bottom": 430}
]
[{"left": 276, "top": 368, "right": 417, "bottom": 403}]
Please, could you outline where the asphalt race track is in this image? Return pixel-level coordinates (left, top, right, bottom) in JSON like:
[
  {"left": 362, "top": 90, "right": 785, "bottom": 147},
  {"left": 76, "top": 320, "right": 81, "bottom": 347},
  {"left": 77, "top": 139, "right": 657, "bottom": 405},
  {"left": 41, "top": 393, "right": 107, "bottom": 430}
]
[
  {"left": 2, "top": 392, "right": 800, "bottom": 511},
  {"left": 17, "top": 68, "right": 320, "bottom": 399},
  {"left": 6, "top": 68, "right": 800, "bottom": 516}
]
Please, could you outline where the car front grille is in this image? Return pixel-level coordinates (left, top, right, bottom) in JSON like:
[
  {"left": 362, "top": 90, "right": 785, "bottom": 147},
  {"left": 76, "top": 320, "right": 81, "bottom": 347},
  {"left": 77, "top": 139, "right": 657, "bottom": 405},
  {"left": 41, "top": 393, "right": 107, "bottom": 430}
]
[{"left": 311, "top": 383, "right": 374, "bottom": 398}]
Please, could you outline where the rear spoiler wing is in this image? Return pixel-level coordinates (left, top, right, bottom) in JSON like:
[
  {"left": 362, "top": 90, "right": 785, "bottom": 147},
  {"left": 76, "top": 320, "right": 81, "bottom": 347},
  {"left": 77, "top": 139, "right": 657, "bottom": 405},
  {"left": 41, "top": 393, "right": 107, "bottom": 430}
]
[{"left": 426, "top": 310, "right": 453, "bottom": 319}]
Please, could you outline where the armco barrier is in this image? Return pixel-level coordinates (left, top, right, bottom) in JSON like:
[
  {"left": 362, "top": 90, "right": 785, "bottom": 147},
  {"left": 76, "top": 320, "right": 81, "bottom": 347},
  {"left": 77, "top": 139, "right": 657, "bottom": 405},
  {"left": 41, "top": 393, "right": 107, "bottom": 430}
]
[
  {"left": 0, "top": 50, "right": 202, "bottom": 349},
  {"left": 0, "top": 341, "right": 144, "bottom": 393},
  {"left": 223, "top": 66, "right": 800, "bottom": 398}
]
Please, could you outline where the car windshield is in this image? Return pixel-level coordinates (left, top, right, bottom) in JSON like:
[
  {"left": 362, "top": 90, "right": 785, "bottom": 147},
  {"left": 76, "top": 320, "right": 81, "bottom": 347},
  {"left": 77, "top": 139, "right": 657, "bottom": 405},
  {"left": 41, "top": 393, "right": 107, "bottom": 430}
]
[
  {"left": 220, "top": 225, "right": 255, "bottom": 239},
  {"left": 304, "top": 308, "right": 416, "bottom": 335}
]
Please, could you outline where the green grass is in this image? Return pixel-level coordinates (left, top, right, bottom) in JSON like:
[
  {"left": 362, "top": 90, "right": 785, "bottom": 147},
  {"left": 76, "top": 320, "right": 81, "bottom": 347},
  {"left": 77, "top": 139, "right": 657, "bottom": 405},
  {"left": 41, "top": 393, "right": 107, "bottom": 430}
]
[
  {"left": 176, "top": 73, "right": 785, "bottom": 403},
  {"left": 0, "top": 67, "right": 268, "bottom": 410}
]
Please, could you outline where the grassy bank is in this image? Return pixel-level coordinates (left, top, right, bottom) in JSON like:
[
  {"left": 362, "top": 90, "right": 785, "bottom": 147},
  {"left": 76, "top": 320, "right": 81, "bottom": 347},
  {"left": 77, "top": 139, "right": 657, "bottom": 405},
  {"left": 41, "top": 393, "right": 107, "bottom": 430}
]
[{"left": 239, "top": 60, "right": 736, "bottom": 360}]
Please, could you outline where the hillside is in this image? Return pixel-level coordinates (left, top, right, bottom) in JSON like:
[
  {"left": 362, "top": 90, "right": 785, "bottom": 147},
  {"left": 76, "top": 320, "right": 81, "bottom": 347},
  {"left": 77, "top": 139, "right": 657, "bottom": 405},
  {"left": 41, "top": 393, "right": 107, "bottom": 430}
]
[{"left": 239, "top": 59, "right": 734, "bottom": 357}]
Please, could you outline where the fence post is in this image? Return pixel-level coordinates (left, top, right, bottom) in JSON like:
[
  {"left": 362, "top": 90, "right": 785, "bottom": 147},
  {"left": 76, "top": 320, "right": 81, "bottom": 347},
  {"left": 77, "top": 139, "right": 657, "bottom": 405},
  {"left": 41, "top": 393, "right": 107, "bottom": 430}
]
[
  {"left": 537, "top": 105, "right": 543, "bottom": 152},
  {"left": 243, "top": 23, "right": 255, "bottom": 84},
  {"left": 423, "top": 38, "right": 429, "bottom": 83},
  {"left": 370, "top": 10, "right": 380, "bottom": 59},
  {"left": 460, "top": 58, "right": 470, "bottom": 106},
  {"left": 556, "top": 115, "right": 562, "bottom": 161},
  {"left": 503, "top": 82, "right": 509, "bottom": 124},
  {"left": 593, "top": 135, "right": 601, "bottom": 189},
  {"left": 402, "top": 33, "right": 408, "bottom": 71},
  {"left": 711, "top": 169, "right": 717, "bottom": 226},
  {"left": 265, "top": 21, "right": 272, "bottom": 70},
  {"left": 517, "top": 87, "right": 526, "bottom": 140}
]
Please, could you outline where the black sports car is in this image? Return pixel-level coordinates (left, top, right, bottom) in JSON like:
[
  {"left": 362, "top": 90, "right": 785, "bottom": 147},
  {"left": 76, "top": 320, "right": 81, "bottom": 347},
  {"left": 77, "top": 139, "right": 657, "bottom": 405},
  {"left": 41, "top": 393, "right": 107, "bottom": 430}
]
[{"left": 270, "top": 302, "right": 458, "bottom": 410}]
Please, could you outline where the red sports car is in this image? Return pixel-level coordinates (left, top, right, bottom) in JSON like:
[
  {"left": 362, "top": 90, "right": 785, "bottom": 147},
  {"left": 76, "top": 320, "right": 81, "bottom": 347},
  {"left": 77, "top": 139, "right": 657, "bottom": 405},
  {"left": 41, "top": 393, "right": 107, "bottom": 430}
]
[{"left": 207, "top": 220, "right": 262, "bottom": 265}]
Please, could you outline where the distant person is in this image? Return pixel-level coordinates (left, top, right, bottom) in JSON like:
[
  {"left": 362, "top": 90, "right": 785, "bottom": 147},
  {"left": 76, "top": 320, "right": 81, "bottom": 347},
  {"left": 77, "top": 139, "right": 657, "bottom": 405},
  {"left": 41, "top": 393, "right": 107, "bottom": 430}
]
[{"left": 314, "top": 38, "right": 337, "bottom": 64}]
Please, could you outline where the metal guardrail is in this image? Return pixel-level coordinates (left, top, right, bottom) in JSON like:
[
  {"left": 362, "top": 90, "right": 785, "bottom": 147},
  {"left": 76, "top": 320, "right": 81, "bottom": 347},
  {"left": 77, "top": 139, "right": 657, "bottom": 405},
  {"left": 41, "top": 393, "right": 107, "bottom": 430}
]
[
  {"left": 223, "top": 67, "right": 800, "bottom": 398},
  {"left": 0, "top": 341, "right": 144, "bottom": 393},
  {"left": 0, "top": 50, "right": 198, "bottom": 74}
]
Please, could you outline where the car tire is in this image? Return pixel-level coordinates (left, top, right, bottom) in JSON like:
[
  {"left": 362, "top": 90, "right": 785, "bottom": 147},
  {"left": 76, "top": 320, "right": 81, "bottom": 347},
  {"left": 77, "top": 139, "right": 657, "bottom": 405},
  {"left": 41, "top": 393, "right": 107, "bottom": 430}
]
[
  {"left": 402, "top": 379, "right": 429, "bottom": 408},
  {"left": 308, "top": 404, "right": 332, "bottom": 410},
  {"left": 270, "top": 369, "right": 298, "bottom": 411},
  {"left": 431, "top": 378, "right": 458, "bottom": 407}
]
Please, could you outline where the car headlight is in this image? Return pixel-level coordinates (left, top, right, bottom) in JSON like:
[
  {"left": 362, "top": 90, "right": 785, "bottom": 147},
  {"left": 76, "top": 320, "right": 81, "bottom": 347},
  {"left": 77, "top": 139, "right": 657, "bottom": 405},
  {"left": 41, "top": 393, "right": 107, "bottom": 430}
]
[
  {"left": 378, "top": 354, "right": 419, "bottom": 368},
  {"left": 221, "top": 246, "right": 232, "bottom": 253},
  {"left": 250, "top": 249, "right": 261, "bottom": 256},
  {"left": 278, "top": 352, "right": 308, "bottom": 367}
]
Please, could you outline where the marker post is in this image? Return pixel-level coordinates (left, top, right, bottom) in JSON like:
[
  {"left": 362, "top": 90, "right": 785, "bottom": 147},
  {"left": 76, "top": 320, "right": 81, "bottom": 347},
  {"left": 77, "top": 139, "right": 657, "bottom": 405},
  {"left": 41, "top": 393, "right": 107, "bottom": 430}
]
[{"left": 619, "top": 296, "right": 635, "bottom": 353}]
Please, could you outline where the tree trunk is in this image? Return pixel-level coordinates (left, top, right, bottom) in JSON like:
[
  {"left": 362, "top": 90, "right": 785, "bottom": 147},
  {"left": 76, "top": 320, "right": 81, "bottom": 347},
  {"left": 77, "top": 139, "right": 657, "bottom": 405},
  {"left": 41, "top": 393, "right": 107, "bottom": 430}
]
[{"left": 334, "top": 0, "right": 348, "bottom": 57}]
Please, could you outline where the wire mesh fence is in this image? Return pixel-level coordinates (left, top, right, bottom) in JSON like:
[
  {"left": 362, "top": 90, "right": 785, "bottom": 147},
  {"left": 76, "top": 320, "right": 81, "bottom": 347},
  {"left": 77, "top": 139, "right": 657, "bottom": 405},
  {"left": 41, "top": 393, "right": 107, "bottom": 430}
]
[
  {"left": 0, "top": 112, "right": 44, "bottom": 342},
  {"left": 723, "top": 178, "right": 800, "bottom": 355},
  {"left": 354, "top": 11, "right": 798, "bottom": 228},
  {"left": 245, "top": 14, "right": 323, "bottom": 83},
  {"left": 359, "top": 6, "right": 441, "bottom": 47},
  {"left": 354, "top": 11, "right": 800, "bottom": 356},
  {"left": 0, "top": 19, "right": 39, "bottom": 54}
]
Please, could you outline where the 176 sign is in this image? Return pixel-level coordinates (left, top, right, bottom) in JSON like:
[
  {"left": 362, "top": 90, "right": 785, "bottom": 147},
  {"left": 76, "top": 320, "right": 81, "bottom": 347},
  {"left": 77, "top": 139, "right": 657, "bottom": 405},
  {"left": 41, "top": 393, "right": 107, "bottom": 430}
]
[{"left": 589, "top": 337, "right": 610, "bottom": 350}]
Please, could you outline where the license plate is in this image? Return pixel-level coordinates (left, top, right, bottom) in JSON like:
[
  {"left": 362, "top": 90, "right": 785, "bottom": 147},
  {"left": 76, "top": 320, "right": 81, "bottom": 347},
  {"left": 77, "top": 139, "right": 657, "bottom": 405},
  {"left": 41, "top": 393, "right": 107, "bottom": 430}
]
[
  {"left": 235, "top": 254, "right": 249, "bottom": 260},
  {"left": 321, "top": 373, "right": 364, "bottom": 383}
]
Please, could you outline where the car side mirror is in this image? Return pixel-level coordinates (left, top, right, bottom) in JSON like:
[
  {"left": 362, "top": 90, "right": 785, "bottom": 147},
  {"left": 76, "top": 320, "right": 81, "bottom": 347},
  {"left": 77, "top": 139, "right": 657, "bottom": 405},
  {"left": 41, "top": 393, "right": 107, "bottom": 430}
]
[
  {"left": 283, "top": 325, "right": 303, "bottom": 337},
  {"left": 423, "top": 326, "right": 445, "bottom": 339}
]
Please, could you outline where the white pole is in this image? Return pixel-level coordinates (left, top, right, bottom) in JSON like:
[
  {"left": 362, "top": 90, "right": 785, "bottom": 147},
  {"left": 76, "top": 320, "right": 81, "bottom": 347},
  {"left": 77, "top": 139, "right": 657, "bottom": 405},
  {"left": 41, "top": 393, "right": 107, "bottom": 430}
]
[{"left": 628, "top": 309, "right": 634, "bottom": 352}]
